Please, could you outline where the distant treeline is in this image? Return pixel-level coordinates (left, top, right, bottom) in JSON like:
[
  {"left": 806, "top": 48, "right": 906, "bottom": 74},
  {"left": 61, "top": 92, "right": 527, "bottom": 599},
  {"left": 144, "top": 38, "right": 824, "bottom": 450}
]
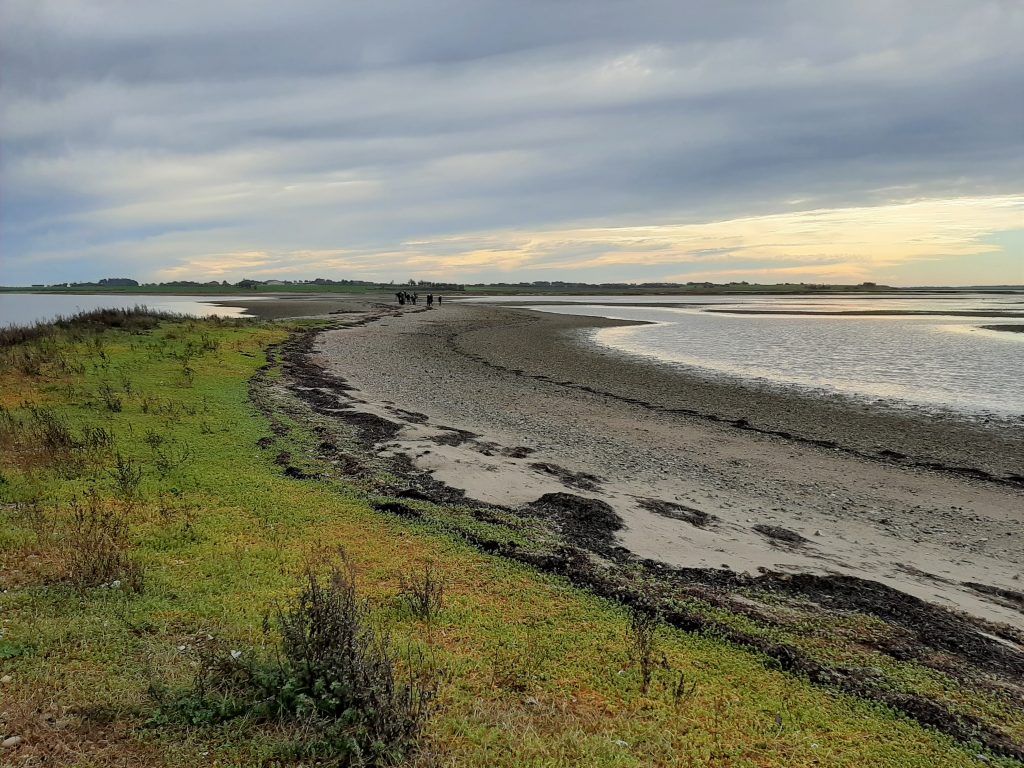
[
  {"left": 457, "top": 281, "right": 902, "bottom": 296},
  {"left": 3, "top": 277, "right": 919, "bottom": 295},
  {"left": 11, "top": 278, "right": 1024, "bottom": 295},
  {"left": 10, "top": 277, "right": 467, "bottom": 293}
]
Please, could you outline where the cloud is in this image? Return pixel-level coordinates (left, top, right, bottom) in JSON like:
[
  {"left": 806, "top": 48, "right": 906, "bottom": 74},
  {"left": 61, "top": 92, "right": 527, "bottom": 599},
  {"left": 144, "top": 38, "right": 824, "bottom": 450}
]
[
  {"left": 1, "top": 1, "right": 1022, "bottom": 285},
  {"left": 101, "top": 194, "right": 1017, "bottom": 285},
  {"left": 401, "top": 195, "right": 1024, "bottom": 283}
]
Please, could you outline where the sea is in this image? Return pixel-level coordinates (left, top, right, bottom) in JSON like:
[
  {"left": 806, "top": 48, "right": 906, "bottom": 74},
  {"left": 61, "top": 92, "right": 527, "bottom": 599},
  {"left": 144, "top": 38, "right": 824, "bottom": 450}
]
[
  {"left": 463, "top": 293, "right": 1024, "bottom": 421},
  {"left": 0, "top": 293, "right": 253, "bottom": 327}
]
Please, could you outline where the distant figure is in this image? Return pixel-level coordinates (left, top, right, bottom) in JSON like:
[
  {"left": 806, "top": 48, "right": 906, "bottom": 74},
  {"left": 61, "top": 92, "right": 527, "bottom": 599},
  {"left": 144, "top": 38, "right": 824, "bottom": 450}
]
[
  {"left": 427, "top": 293, "right": 434, "bottom": 307},
  {"left": 412, "top": 293, "right": 419, "bottom": 305},
  {"left": 437, "top": 295, "right": 443, "bottom": 305},
  {"left": 396, "top": 291, "right": 405, "bottom": 306}
]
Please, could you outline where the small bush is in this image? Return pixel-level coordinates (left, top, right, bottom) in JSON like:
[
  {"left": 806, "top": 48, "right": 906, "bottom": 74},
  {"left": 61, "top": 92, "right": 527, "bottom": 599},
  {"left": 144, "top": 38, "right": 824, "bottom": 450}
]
[
  {"left": 627, "top": 606, "right": 659, "bottom": 694},
  {"left": 12, "top": 408, "right": 114, "bottom": 475},
  {"left": 15, "top": 348, "right": 43, "bottom": 376},
  {"left": 149, "top": 436, "right": 194, "bottom": 479},
  {"left": 0, "top": 405, "right": 20, "bottom": 437},
  {"left": 65, "top": 489, "right": 144, "bottom": 593},
  {"left": 119, "top": 371, "right": 134, "bottom": 395},
  {"left": 156, "top": 553, "right": 435, "bottom": 764},
  {"left": 671, "top": 669, "right": 698, "bottom": 706},
  {"left": 398, "top": 561, "right": 445, "bottom": 622},
  {"left": 29, "top": 407, "right": 77, "bottom": 454},
  {"left": 489, "top": 620, "right": 555, "bottom": 692},
  {"left": 98, "top": 381, "right": 123, "bottom": 412},
  {"left": 20, "top": 497, "right": 57, "bottom": 546},
  {"left": 82, "top": 425, "right": 115, "bottom": 452},
  {"left": 107, "top": 452, "right": 143, "bottom": 501},
  {"left": 55, "top": 351, "right": 86, "bottom": 375}
]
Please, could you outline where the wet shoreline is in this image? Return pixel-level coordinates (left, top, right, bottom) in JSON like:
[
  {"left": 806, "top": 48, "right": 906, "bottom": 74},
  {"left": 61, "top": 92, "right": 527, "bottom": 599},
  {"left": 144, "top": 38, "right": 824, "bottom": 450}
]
[{"left": 265, "top": 307, "right": 1024, "bottom": 758}]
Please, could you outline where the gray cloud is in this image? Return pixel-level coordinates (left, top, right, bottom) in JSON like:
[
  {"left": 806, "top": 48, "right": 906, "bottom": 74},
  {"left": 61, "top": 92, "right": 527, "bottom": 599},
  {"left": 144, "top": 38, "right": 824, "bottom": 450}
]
[{"left": 1, "top": 0, "right": 1022, "bottom": 285}]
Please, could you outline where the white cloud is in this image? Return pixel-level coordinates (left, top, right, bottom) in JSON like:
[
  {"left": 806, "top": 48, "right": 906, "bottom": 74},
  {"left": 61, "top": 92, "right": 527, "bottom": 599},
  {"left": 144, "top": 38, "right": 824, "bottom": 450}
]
[{"left": 1, "top": 1, "right": 1022, "bottom": 285}]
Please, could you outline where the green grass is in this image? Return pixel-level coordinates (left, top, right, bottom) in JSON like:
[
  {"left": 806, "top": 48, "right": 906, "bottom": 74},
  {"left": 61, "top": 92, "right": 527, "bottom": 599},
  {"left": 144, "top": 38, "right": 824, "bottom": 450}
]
[{"left": 0, "top": 317, "right": 1014, "bottom": 766}]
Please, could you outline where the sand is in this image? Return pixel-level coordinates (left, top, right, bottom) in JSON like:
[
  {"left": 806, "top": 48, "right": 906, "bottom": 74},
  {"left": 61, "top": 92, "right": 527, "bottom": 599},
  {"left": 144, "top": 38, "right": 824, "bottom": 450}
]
[
  {"left": 311, "top": 302, "right": 1024, "bottom": 628},
  {"left": 209, "top": 293, "right": 393, "bottom": 320}
]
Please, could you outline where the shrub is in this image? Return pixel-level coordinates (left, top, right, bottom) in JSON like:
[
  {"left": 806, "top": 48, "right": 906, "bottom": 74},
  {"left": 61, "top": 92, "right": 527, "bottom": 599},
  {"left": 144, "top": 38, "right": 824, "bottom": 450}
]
[
  {"left": 20, "top": 497, "right": 57, "bottom": 546},
  {"left": 99, "top": 381, "right": 123, "bottom": 412},
  {"left": 29, "top": 407, "right": 77, "bottom": 455},
  {"left": 148, "top": 436, "right": 194, "bottom": 479},
  {"left": 107, "top": 452, "right": 143, "bottom": 502},
  {"left": 82, "top": 425, "right": 115, "bottom": 452},
  {"left": 0, "top": 405, "right": 20, "bottom": 437},
  {"left": 489, "top": 620, "right": 555, "bottom": 692},
  {"left": 398, "top": 561, "right": 445, "bottom": 622},
  {"left": 65, "top": 488, "right": 144, "bottom": 593},
  {"left": 627, "top": 605, "right": 659, "bottom": 694},
  {"left": 13, "top": 409, "right": 113, "bottom": 475},
  {"left": 15, "top": 348, "right": 43, "bottom": 376},
  {"left": 156, "top": 553, "right": 435, "bottom": 765}
]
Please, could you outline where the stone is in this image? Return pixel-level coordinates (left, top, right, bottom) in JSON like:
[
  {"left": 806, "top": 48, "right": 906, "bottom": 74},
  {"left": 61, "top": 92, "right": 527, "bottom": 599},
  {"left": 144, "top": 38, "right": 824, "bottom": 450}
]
[{"left": 2, "top": 736, "right": 23, "bottom": 748}]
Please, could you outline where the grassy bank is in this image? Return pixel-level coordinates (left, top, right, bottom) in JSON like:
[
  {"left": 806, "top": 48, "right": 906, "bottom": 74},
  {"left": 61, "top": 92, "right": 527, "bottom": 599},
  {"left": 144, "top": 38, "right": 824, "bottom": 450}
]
[{"left": 0, "top": 314, "right": 1013, "bottom": 766}]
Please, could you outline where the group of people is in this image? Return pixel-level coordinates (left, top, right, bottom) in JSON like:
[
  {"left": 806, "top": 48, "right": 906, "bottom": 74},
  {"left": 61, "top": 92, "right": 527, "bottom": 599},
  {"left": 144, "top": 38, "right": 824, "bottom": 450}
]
[{"left": 395, "top": 291, "right": 443, "bottom": 308}]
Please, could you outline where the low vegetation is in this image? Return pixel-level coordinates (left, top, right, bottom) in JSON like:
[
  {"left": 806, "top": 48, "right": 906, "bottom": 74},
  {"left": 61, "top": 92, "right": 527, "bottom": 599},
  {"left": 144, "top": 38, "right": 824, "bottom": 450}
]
[
  {"left": 152, "top": 552, "right": 435, "bottom": 764},
  {"left": 0, "top": 310, "right": 1017, "bottom": 766}
]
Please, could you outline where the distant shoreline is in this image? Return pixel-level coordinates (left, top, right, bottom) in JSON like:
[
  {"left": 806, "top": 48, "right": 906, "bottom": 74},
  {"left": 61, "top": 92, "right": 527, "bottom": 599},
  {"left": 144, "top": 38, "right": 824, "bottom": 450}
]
[{"left": 3, "top": 284, "right": 1023, "bottom": 299}]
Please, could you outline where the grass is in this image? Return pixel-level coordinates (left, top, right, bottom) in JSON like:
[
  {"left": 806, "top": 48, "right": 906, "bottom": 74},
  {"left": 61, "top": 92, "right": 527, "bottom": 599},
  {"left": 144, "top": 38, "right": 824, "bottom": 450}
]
[{"left": 0, "top": 313, "right": 1016, "bottom": 766}]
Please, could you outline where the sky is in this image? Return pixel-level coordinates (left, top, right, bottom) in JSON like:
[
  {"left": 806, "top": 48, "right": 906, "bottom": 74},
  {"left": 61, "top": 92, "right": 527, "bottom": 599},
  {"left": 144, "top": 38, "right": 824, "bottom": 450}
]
[{"left": 1, "top": 1, "right": 1022, "bottom": 287}]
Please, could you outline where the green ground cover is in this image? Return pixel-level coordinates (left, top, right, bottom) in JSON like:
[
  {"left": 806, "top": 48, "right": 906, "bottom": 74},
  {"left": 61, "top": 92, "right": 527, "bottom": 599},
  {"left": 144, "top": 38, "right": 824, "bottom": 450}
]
[{"left": 0, "top": 314, "right": 1011, "bottom": 766}]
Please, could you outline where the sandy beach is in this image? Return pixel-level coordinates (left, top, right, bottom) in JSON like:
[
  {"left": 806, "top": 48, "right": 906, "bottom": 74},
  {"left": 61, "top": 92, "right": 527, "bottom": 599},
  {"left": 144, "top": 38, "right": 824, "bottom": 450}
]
[
  {"left": 310, "top": 301, "right": 1024, "bottom": 628},
  {"left": 210, "top": 294, "right": 381, "bottom": 320}
]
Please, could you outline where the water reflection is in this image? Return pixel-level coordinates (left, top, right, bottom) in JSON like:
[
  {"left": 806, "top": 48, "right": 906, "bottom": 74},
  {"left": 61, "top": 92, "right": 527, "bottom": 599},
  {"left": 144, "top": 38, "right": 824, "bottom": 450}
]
[
  {"left": 0, "top": 294, "right": 255, "bottom": 327},
  {"left": 520, "top": 296, "right": 1024, "bottom": 419}
]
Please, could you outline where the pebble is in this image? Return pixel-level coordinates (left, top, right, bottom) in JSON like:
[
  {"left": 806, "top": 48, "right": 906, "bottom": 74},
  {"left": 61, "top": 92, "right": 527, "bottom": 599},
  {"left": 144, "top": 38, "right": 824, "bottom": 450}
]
[
  {"left": 0, "top": 675, "right": 11, "bottom": 684},
  {"left": 2, "top": 736, "right": 23, "bottom": 748}
]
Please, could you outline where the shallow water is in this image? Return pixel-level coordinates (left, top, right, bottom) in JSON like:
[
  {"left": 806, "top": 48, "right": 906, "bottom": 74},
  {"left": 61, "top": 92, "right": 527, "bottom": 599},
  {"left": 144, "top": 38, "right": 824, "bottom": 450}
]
[
  {"left": 0, "top": 293, "right": 254, "bottom": 327},
  {"left": 472, "top": 294, "right": 1024, "bottom": 420}
]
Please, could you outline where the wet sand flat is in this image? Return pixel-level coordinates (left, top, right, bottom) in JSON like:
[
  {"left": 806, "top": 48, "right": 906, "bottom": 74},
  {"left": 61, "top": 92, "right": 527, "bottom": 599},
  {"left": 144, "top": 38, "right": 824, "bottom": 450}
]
[
  {"left": 210, "top": 293, "right": 393, "bottom": 320},
  {"left": 314, "top": 303, "right": 1024, "bottom": 627}
]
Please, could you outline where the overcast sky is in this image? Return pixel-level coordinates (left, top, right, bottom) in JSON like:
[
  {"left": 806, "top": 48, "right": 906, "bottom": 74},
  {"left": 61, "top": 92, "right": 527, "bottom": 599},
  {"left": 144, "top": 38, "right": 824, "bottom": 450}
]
[{"left": 1, "top": 0, "right": 1022, "bottom": 286}]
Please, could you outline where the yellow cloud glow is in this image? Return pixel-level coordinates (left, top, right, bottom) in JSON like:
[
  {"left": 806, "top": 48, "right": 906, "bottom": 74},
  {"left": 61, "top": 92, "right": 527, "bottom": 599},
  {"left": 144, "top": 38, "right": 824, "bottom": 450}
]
[
  {"left": 401, "top": 196, "right": 1023, "bottom": 275},
  {"left": 152, "top": 195, "right": 1023, "bottom": 284}
]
